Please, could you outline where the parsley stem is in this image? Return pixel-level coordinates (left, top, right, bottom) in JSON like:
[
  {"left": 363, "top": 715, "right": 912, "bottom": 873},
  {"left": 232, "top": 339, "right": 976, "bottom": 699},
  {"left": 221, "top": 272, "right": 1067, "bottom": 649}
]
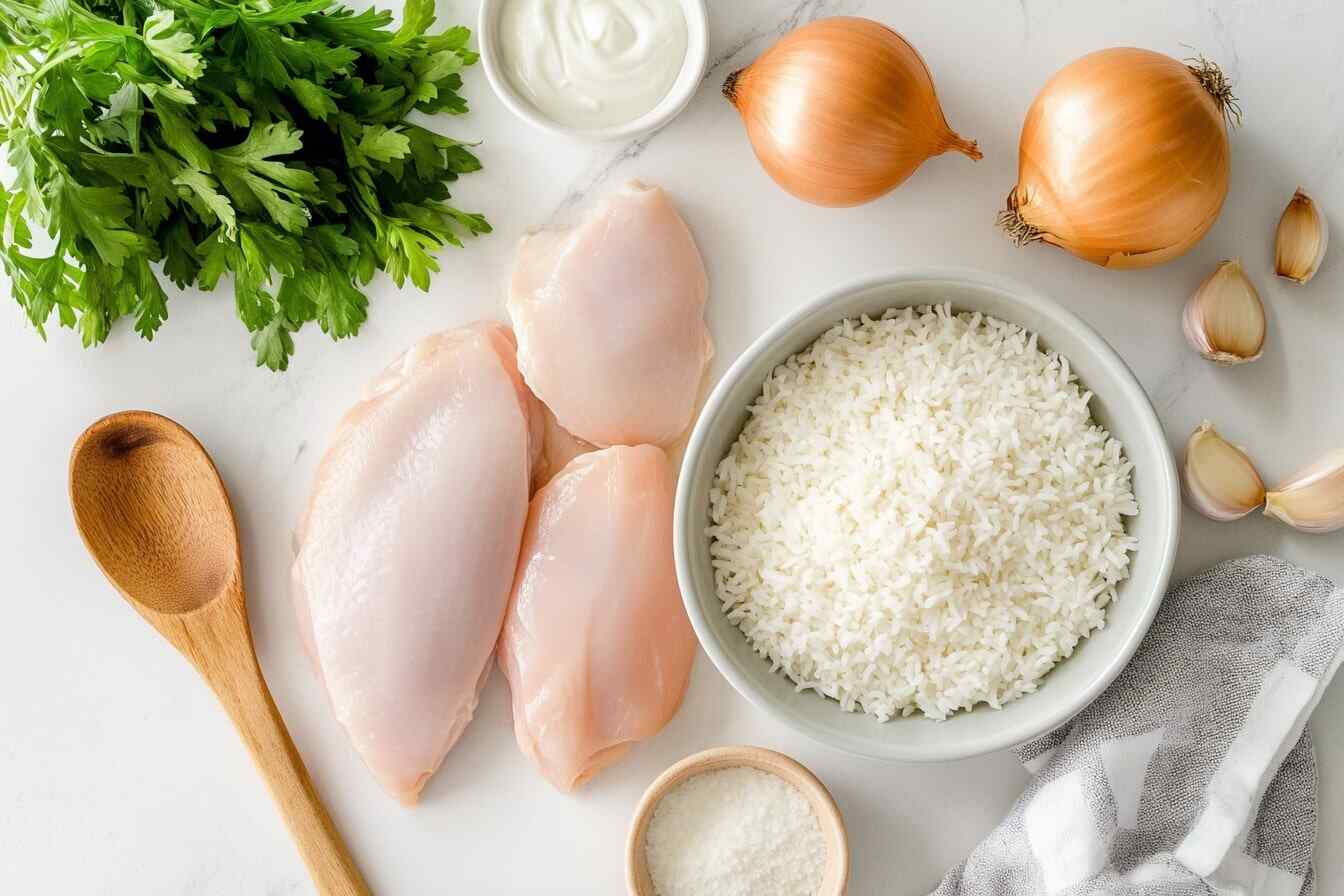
[{"left": 7, "top": 42, "right": 84, "bottom": 130}]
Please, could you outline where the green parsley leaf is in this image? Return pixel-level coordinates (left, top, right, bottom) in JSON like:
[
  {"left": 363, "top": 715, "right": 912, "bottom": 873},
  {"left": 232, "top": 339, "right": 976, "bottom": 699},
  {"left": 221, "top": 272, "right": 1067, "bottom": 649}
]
[
  {"left": 307, "top": 6, "right": 401, "bottom": 61},
  {"left": 380, "top": 217, "right": 440, "bottom": 290},
  {"left": 173, "top": 168, "right": 238, "bottom": 236},
  {"left": 38, "top": 66, "right": 91, "bottom": 139},
  {"left": 48, "top": 173, "right": 152, "bottom": 266},
  {"left": 357, "top": 124, "right": 410, "bottom": 163},
  {"left": 214, "top": 122, "right": 317, "bottom": 233},
  {"left": 142, "top": 11, "right": 205, "bottom": 82},
  {"left": 154, "top": 100, "right": 214, "bottom": 171},
  {"left": 290, "top": 78, "right": 339, "bottom": 120},
  {"left": 7, "top": 129, "right": 46, "bottom": 218},
  {"left": 160, "top": 218, "right": 202, "bottom": 288},
  {"left": 250, "top": 309, "right": 298, "bottom": 371},
  {"left": 131, "top": 257, "right": 170, "bottom": 338},
  {"left": 394, "top": 0, "right": 436, "bottom": 42},
  {"left": 240, "top": 0, "right": 333, "bottom": 28}
]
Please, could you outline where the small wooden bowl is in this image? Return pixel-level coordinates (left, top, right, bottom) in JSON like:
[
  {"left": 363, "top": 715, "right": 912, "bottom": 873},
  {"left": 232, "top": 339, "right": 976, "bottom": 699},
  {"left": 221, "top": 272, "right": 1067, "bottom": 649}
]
[{"left": 625, "top": 746, "right": 848, "bottom": 895}]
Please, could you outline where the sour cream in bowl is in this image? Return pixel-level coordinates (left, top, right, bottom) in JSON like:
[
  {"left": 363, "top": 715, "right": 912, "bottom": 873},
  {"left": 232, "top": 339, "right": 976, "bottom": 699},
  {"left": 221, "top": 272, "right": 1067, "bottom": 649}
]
[{"left": 480, "top": 0, "right": 708, "bottom": 140}]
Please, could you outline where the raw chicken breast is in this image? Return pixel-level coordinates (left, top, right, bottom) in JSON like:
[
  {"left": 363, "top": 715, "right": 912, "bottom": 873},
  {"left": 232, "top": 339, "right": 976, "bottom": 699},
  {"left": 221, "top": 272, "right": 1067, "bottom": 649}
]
[
  {"left": 499, "top": 445, "right": 696, "bottom": 791},
  {"left": 508, "top": 181, "right": 713, "bottom": 447},
  {"left": 292, "top": 322, "right": 540, "bottom": 803},
  {"left": 530, "top": 403, "right": 595, "bottom": 492}
]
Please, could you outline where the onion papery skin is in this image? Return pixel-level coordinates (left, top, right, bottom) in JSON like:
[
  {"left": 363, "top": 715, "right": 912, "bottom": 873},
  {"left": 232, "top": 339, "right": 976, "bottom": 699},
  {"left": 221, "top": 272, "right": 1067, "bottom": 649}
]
[
  {"left": 726, "top": 17, "right": 981, "bottom": 208},
  {"left": 1006, "top": 47, "right": 1232, "bottom": 269}
]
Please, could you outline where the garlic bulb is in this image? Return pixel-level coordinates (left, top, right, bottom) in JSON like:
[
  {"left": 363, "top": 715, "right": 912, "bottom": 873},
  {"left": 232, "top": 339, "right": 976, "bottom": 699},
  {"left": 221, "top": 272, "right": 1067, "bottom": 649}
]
[
  {"left": 1182, "top": 259, "right": 1266, "bottom": 364},
  {"left": 1264, "top": 450, "right": 1344, "bottom": 533},
  {"left": 1183, "top": 421, "right": 1265, "bottom": 521},
  {"left": 1274, "top": 188, "right": 1328, "bottom": 284}
]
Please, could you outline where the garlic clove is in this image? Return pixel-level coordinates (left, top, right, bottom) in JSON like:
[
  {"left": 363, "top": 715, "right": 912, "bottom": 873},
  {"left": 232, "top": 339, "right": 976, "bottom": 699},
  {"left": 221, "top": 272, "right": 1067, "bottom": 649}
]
[
  {"left": 1182, "top": 259, "right": 1266, "bottom": 364},
  {"left": 1274, "top": 188, "right": 1328, "bottom": 284},
  {"left": 1183, "top": 421, "right": 1266, "bottom": 521},
  {"left": 1264, "top": 449, "right": 1344, "bottom": 533}
]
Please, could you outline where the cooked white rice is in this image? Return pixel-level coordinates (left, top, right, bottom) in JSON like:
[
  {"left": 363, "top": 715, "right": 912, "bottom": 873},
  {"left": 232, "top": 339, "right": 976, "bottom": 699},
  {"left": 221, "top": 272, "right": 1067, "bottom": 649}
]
[{"left": 708, "top": 304, "right": 1138, "bottom": 720}]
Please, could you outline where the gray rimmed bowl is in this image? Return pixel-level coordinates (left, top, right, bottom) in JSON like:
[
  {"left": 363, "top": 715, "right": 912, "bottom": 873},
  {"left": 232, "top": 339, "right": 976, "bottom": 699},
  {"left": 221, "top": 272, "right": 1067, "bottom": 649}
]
[{"left": 675, "top": 270, "right": 1180, "bottom": 762}]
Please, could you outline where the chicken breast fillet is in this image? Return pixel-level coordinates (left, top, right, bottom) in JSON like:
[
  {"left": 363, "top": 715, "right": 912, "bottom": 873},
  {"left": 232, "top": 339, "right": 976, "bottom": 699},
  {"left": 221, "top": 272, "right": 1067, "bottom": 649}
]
[
  {"left": 292, "top": 322, "right": 540, "bottom": 803},
  {"left": 498, "top": 445, "right": 696, "bottom": 791},
  {"left": 508, "top": 181, "right": 713, "bottom": 448},
  {"left": 530, "top": 403, "right": 595, "bottom": 493}
]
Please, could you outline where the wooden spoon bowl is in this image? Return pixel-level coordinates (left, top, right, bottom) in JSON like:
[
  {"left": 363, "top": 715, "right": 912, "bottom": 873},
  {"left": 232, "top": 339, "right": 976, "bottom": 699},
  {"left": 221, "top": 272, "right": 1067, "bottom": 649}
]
[
  {"left": 69, "top": 411, "right": 369, "bottom": 896},
  {"left": 70, "top": 412, "right": 237, "bottom": 615},
  {"left": 626, "top": 745, "right": 848, "bottom": 895}
]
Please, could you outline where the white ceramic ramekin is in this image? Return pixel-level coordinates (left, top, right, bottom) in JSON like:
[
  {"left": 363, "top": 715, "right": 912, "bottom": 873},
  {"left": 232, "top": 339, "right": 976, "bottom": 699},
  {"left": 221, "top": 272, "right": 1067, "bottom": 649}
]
[{"left": 478, "top": 0, "right": 709, "bottom": 142}]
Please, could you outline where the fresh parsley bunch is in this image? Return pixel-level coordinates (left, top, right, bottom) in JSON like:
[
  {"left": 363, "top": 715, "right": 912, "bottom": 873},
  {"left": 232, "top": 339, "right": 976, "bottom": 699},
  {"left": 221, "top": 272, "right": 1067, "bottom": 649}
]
[{"left": 0, "top": 0, "right": 489, "bottom": 369}]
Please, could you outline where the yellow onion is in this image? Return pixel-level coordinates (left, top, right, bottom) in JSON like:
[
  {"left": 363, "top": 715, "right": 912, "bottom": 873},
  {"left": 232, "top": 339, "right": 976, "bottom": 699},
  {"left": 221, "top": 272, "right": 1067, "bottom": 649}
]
[
  {"left": 999, "top": 48, "right": 1238, "bottom": 269},
  {"left": 723, "top": 17, "right": 981, "bottom": 207}
]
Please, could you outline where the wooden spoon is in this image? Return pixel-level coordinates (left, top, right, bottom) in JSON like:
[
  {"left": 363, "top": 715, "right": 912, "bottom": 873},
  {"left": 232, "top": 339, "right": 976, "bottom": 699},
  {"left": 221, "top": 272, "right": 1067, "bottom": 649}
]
[{"left": 69, "top": 410, "right": 370, "bottom": 896}]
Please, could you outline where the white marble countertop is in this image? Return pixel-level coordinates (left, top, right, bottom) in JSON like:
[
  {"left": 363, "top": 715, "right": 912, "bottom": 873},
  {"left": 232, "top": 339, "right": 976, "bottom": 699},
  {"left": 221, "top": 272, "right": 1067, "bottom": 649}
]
[{"left": 3, "top": 0, "right": 1342, "bottom": 892}]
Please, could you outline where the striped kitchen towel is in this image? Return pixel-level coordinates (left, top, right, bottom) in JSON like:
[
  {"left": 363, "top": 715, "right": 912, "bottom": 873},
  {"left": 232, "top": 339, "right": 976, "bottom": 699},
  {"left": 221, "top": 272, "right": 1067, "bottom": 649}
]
[{"left": 933, "top": 555, "right": 1344, "bottom": 896}]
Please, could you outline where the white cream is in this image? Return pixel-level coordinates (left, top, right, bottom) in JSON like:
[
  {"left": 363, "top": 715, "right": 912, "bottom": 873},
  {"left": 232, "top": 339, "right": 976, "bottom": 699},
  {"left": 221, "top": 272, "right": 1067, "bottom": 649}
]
[{"left": 498, "top": 0, "right": 687, "bottom": 131}]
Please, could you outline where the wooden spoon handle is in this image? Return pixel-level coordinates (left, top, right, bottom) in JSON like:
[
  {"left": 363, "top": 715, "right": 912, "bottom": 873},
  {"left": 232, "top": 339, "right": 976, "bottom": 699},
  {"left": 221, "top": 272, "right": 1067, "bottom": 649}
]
[{"left": 175, "top": 593, "right": 371, "bottom": 896}]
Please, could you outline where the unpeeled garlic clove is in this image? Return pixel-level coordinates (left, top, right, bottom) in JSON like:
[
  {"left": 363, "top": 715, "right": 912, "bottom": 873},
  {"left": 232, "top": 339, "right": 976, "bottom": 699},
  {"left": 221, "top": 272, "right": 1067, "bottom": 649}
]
[
  {"left": 1264, "top": 449, "right": 1344, "bottom": 533},
  {"left": 1182, "top": 259, "right": 1266, "bottom": 365},
  {"left": 1183, "top": 421, "right": 1266, "bottom": 521},
  {"left": 1274, "top": 187, "right": 1328, "bottom": 285}
]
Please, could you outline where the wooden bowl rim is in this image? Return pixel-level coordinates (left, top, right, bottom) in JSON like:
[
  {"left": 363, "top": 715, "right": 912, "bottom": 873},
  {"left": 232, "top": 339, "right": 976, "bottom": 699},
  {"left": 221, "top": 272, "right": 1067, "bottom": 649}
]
[{"left": 625, "top": 745, "right": 849, "bottom": 895}]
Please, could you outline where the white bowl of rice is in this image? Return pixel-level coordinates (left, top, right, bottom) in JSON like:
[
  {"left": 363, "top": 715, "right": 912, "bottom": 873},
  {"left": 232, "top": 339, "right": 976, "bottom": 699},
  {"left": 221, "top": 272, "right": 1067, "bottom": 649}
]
[{"left": 675, "top": 270, "right": 1179, "bottom": 761}]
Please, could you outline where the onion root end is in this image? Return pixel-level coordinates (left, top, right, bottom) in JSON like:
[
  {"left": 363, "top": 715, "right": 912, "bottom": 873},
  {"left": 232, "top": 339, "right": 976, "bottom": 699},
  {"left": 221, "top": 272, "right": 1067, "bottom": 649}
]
[
  {"left": 996, "top": 207, "right": 1044, "bottom": 247},
  {"left": 1186, "top": 55, "right": 1242, "bottom": 127},
  {"left": 722, "top": 69, "right": 743, "bottom": 105}
]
